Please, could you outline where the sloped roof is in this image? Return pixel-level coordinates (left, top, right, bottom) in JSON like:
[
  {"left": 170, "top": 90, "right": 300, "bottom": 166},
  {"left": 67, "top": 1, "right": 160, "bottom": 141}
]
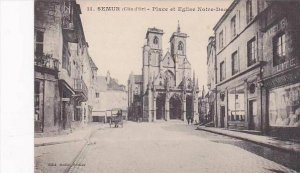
[
  {"left": 161, "top": 51, "right": 175, "bottom": 68},
  {"left": 88, "top": 56, "right": 98, "bottom": 70}
]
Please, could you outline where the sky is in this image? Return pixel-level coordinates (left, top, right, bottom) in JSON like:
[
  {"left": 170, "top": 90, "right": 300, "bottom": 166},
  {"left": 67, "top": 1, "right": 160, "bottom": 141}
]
[{"left": 78, "top": 0, "right": 233, "bottom": 89}]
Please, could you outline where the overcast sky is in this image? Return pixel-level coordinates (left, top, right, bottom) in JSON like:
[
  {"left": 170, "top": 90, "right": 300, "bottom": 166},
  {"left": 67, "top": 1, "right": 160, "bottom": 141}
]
[{"left": 78, "top": 0, "right": 233, "bottom": 89}]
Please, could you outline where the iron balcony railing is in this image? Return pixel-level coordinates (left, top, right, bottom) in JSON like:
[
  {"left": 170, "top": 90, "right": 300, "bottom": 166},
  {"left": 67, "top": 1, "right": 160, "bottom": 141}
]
[
  {"left": 34, "top": 53, "right": 59, "bottom": 71},
  {"left": 74, "top": 79, "right": 88, "bottom": 99}
]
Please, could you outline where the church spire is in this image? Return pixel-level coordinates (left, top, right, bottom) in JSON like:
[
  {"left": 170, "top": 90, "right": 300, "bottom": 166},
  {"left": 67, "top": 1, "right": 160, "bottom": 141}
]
[{"left": 177, "top": 20, "right": 181, "bottom": 33}]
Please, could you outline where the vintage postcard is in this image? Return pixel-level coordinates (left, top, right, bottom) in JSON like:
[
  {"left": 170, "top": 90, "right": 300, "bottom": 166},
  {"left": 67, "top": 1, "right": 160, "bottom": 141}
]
[{"left": 33, "top": 0, "right": 300, "bottom": 173}]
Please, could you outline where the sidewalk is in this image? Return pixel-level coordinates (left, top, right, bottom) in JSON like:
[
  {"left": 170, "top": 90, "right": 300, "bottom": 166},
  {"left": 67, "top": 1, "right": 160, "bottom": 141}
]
[
  {"left": 34, "top": 123, "right": 102, "bottom": 147},
  {"left": 197, "top": 126, "right": 300, "bottom": 154}
]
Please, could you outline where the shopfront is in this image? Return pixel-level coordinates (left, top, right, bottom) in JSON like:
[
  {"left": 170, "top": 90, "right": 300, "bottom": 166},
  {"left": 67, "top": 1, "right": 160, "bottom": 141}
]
[
  {"left": 267, "top": 83, "right": 300, "bottom": 138},
  {"left": 227, "top": 85, "right": 246, "bottom": 129},
  {"left": 263, "top": 66, "right": 300, "bottom": 139},
  {"left": 216, "top": 71, "right": 262, "bottom": 131}
]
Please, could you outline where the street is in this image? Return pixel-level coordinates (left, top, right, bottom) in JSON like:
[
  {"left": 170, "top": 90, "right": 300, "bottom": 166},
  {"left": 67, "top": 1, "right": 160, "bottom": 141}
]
[{"left": 35, "top": 121, "right": 299, "bottom": 173}]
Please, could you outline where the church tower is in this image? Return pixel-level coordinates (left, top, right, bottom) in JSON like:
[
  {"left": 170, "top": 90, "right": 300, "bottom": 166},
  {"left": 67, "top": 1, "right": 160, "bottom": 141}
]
[
  {"left": 142, "top": 27, "right": 164, "bottom": 93},
  {"left": 170, "top": 22, "right": 189, "bottom": 86}
]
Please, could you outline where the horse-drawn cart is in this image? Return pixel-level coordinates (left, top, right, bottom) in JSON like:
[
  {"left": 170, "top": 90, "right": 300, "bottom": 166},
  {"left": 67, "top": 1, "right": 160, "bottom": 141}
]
[{"left": 109, "top": 109, "right": 123, "bottom": 128}]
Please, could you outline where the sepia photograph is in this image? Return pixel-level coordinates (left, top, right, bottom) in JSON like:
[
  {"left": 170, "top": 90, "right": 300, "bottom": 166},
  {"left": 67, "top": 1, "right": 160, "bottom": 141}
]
[{"left": 3, "top": 0, "right": 300, "bottom": 172}]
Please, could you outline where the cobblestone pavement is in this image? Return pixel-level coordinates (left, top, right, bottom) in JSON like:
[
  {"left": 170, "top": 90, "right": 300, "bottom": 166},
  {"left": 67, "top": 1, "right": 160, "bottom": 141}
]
[{"left": 65, "top": 121, "right": 298, "bottom": 173}]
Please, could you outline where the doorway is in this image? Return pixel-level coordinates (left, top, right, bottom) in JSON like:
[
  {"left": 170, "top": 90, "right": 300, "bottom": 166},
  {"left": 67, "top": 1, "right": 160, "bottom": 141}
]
[
  {"left": 156, "top": 93, "right": 166, "bottom": 120},
  {"left": 34, "top": 80, "right": 43, "bottom": 133},
  {"left": 186, "top": 95, "right": 193, "bottom": 120},
  {"left": 249, "top": 100, "right": 258, "bottom": 130},
  {"left": 220, "top": 106, "right": 225, "bottom": 128},
  {"left": 170, "top": 94, "right": 182, "bottom": 119}
]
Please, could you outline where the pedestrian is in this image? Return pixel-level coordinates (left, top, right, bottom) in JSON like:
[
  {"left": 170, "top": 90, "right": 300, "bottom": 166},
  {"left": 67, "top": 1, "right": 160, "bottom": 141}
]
[{"left": 187, "top": 115, "right": 192, "bottom": 125}]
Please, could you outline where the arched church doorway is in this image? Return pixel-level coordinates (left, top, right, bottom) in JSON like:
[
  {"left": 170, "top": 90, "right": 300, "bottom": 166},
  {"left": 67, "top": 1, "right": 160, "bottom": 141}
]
[
  {"left": 156, "top": 93, "right": 166, "bottom": 120},
  {"left": 170, "top": 94, "right": 182, "bottom": 119},
  {"left": 186, "top": 95, "right": 193, "bottom": 120}
]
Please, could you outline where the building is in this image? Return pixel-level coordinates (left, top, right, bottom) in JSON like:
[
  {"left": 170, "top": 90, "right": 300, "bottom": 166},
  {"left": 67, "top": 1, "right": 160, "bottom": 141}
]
[
  {"left": 92, "top": 71, "right": 127, "bottom": 122},
  {"left": 206, "top": 36, "right": 217, "bottom": 125},
  {"left": 128, "top": 73, "right": 143, "bottom": 121},
  {"left": 131, "top": 25, "right": 199, "bottom": 123},
  {"left": 211, "top": 0, "right": 300, "bottom": 138},
  {"left": 34, "top": 0, "right": 98, "bottom": 134},
  {"left": 259, "top": 1, "right": 300, "bottom": 138}
]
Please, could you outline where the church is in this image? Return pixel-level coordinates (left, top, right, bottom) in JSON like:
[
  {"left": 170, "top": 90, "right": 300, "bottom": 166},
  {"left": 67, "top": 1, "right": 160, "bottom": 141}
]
[{"left": 128, "top": 24, "right": 199, "bottom": 123}]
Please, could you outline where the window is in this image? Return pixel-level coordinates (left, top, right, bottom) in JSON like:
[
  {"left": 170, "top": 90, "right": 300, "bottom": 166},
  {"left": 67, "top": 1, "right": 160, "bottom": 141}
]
[
  {"left": 247, "top": 38, "right": 256, "bottom": 66},
  {"left": 178, "top": 41, "right": 184, "bottom": 51},
  {"left": 35, "top": 30, "right": 44, "bottom": 56},
  {"left": 269, "top": 83, "right": 300, "bottom": 127},
  {"left": 273, "top": 33, "right": 286, "bottom": 66},
  {"left": 153, "top": 36, "right": 158, "bottom": 45},
  {"left": 96, "top": 92, "right": 99, "bottom": 98},
  {"left": 231, "top": 51, "right": 239, "bottom": 75},
  {"left": 246, "top": 0, "right": 253, "bottom": 23},
  {"left": 231, "top": 16, "right": 236, "bottom": 38},
  {"left": 64, "top": 0, "right": 73, "bottom": 21},
  {"left": 220, "top": 61, "right": 225, "bottom": 81},
  {"left": 228, "top": 86, "right": 245, "bottom": 122},
  {"left": 34, "top": 81, "right": 40, "bottom": 121},
  {"left": 219, "top": 31, "right": 224, "bottom": 49}
]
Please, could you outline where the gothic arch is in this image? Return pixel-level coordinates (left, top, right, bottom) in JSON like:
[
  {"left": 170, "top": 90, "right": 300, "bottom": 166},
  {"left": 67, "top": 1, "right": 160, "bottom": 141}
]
[
  {"left": 178, "top": 41, "right": 184, "bottom": 51},
  {"left": 153, "top": 36, "right": 159, "bottom": 45},
  {"left": 156, "top": 93, "right": 166, "bottom": 120},
  {"left": 164, "top": 70, "right": 175, "bottom": 87},
  {"left": 169, "top": 93, "right": 182, "bottom": 119},
  {"left": 186, "top": 94, "right": 193, "bottom": 120}
]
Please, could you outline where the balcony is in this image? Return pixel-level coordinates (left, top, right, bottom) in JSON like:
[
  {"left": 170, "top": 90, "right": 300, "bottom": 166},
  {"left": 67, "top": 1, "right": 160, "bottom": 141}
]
[
  {"left": 34, "top": 53, "right": 59, "bottom": 74},
  {"left": 74, "top": 79, "right": 88, "bottom": 101}
]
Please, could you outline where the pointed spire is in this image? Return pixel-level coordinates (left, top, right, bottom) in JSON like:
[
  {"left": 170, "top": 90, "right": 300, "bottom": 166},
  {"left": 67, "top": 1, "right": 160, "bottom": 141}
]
[{"left": 177, "top": 20, "right": 181, "bottom": 33}]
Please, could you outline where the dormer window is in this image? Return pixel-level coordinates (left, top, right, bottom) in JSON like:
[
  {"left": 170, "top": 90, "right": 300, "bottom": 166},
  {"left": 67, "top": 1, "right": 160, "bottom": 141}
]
[{"left": 153, "top": 36, "right": 159, "bottom": 45}]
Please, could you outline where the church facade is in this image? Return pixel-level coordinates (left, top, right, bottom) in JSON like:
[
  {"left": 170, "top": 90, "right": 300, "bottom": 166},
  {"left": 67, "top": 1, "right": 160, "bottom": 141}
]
[{"left": 129, "top": 26, "right": 199, "bottom": 123}]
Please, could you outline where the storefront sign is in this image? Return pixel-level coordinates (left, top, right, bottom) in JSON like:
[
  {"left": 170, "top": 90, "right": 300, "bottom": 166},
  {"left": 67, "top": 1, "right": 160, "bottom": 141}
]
[
  {"left": 267, "top": 18, "right": 287, "bottom": 36},
  {"left": 62, "top": 98, "right": 70, "bottom": 102},
  {"left": 273, "top": 58, "right": 296, "bottom": 73}
]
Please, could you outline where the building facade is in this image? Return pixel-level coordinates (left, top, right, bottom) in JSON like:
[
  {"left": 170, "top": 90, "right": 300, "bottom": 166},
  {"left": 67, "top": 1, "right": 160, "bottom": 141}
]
[
  {"left": 133, "top": 26, "right": 199, "bottom": 123},
  {"left": 92, "top": 71, "right": 127, "bottom": 122},
  {"left": 210, "top": 0, "right": 300, "bottom": 138},
  {"left": 206, "top": 36, "right": 217, "bottom": 125},
  {"left": 259, "top": 1, "right": 300, "bottom": 138},
  {"left": 34, "top": 0, "right": 98, "bottom": 134},
  {"left": 128, "top": 73, "right": 143, "bottom": 121}
]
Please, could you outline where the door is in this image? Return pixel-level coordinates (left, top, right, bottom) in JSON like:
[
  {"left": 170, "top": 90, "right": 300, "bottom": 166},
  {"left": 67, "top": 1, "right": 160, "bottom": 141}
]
[
  {"left": 220, "top": 106, "right": 225, "bottom": 128},
  {"left": 249, "top": 100, "right": 259, "bottom": 130},
  {"left": 34, "top": 80, "right": 43, "bottom": 133}
]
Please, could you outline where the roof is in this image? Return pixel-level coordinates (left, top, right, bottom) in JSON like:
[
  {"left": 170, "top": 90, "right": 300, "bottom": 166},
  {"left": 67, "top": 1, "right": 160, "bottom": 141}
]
[
  {"left": 169, "top": 32, "right": 188, "bottom": 42},
  {"left": 133, "top": 75, "right": 143, "bottom": 83},
  {"left": 146, "top": 27, "right": 164, "bottom": 39},
  {"left": 213, "top": 0, "right": 239, "bottom": 31},
  {"left": 88, "top": 55, "right": 98, "bottom": 70}
]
